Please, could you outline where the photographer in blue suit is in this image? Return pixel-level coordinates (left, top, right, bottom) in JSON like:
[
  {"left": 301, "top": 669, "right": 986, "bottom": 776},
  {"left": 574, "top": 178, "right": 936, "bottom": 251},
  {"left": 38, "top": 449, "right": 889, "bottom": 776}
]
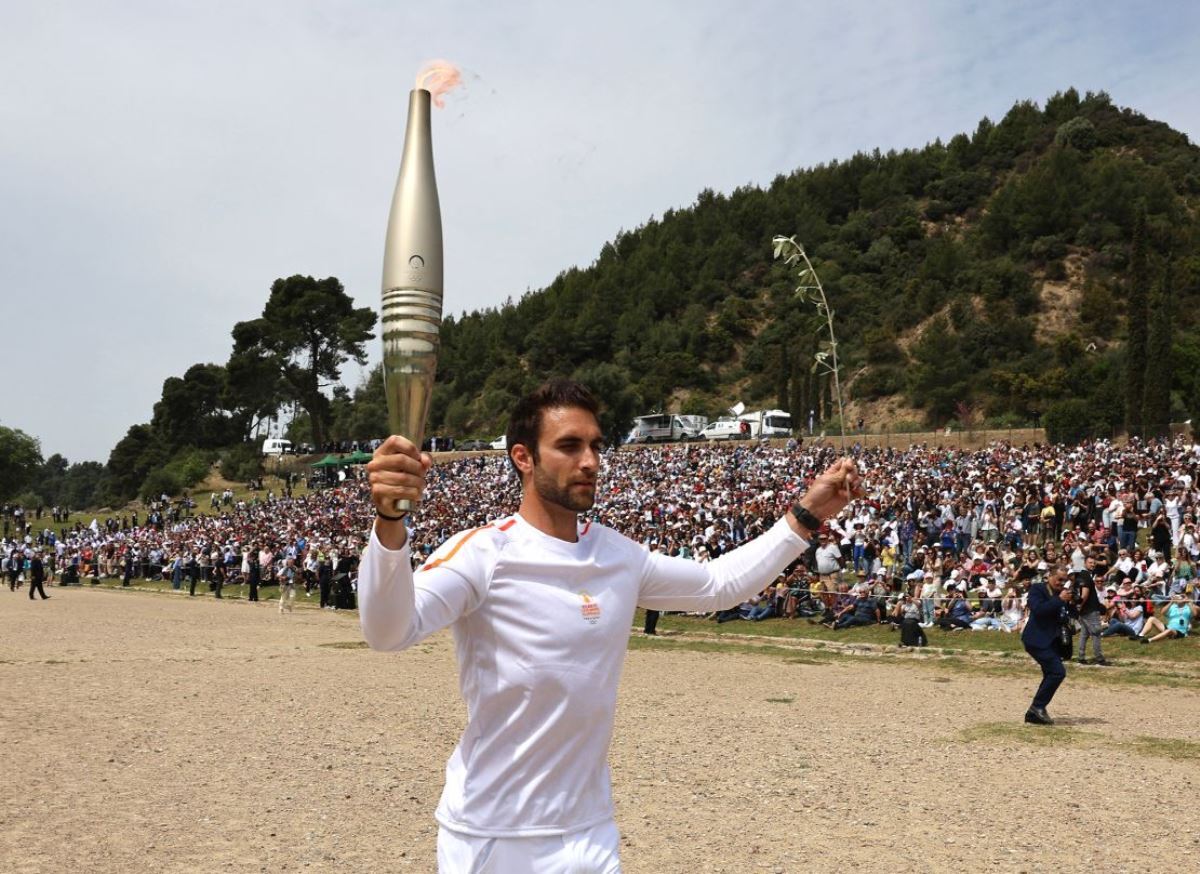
[{"left": 1021, "top": 566, "right": 1074, "bottom": 724}]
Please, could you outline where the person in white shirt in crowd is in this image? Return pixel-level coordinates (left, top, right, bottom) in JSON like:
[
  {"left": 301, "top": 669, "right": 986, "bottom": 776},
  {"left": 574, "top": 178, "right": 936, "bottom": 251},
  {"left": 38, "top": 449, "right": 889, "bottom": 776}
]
[
  {"left": 1166, "top": 490, "right": 1183, "bottom": 542},
  {"left": 357, "top": 379, "right": 864, "bottom": 874},
  {"left": 999, "top": 588, "right": 1025, "bottom": 632},
  {"left": 814, "top": 532, "right": 844, "bottom": 580}
]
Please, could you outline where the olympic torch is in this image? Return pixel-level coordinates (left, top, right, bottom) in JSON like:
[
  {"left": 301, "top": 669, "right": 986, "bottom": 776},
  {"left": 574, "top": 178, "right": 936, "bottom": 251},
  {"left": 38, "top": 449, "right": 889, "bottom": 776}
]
[{"left": 381, "top": 63, "right": 460, "bottom": 514}]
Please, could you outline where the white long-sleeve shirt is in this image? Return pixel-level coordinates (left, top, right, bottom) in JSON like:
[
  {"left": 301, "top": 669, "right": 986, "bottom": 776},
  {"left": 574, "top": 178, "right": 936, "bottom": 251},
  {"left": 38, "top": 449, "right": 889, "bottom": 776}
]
[{"left": 358, "top": 511, "right": 807, "bottom": 837}]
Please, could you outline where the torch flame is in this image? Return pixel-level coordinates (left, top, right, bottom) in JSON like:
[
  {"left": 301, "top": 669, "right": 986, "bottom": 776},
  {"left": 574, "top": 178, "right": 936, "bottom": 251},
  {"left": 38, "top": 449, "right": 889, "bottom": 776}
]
[{"left": 415, "top": 60, "right": 462, "bottom": 108}]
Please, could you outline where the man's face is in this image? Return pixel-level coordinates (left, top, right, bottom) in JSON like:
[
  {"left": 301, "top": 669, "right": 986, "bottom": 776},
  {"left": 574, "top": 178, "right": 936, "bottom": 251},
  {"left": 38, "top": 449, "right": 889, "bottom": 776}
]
[{"left": 528, "top": 406, "right": 604, "bottom": 513}]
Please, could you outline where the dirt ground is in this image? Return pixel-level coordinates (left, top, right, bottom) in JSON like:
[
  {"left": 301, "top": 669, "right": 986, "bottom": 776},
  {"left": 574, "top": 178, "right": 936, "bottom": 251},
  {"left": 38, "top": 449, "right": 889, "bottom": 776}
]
[{"left": 2, "top": 588, "right": 1198, "bottom": 873}]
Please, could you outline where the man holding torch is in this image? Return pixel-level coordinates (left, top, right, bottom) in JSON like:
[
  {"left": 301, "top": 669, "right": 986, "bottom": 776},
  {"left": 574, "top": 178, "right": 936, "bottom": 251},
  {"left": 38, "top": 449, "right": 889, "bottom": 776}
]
[{"left": 359, "top": 378, "right": 864, "bottom": 872}]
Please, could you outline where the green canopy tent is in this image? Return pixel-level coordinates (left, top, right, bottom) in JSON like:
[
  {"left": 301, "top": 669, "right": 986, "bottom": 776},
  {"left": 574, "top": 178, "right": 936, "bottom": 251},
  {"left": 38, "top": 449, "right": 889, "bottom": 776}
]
[
  {"left": 311, "top": 455, "right": 342, "bottom": 468},
  {"left": 345, "top": 449, "right": 374, "bottom": 465}
]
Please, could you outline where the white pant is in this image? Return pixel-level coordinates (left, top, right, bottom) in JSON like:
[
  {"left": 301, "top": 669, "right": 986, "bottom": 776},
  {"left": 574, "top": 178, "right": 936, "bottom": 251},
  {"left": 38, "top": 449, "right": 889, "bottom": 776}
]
[{"left": 437, "top": 819, "right": 621, "bottom": 874}]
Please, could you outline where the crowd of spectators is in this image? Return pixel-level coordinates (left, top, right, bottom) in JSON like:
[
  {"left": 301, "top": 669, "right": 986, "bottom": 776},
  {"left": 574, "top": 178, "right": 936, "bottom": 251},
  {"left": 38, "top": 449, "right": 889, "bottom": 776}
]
[
  {"left": 2, "top": 478, "right": 367, "bottom": 611},
  {"left": 408, "top": 435, "right": 1200, "bottom": 651},
  {"left": 4, "top": 436, "right": 1200, "bottom": 650}
]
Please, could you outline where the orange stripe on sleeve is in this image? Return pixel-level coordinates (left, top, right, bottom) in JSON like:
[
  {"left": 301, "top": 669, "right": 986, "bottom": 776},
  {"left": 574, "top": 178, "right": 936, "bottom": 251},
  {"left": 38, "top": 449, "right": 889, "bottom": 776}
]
[
  {"left": 420, "top": 524, "right": 492, "bottom": 572},
  {"left": 419, "top": 517, "right": 513, "bottom": 572}
]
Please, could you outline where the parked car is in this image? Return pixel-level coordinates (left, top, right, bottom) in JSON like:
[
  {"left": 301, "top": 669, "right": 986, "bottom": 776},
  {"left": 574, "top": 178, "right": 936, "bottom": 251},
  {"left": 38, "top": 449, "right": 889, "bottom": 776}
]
[
  {"left": 489, "top": 434, "right": 508, "bottom": 450},
  {"left": 458, "top": 439, "right": 490, "bottom": 451}
]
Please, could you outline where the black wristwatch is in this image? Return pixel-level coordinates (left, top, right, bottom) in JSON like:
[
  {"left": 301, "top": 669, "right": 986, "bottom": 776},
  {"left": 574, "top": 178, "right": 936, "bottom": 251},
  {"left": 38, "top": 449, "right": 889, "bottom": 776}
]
[{"left": 790, "top": 504, "right": 822, "bottom": 538}]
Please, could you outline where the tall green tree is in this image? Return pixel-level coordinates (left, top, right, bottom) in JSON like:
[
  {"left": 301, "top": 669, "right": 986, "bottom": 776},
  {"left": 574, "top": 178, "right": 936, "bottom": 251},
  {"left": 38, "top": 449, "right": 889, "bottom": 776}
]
[
  {"left": 223, "top": 348, "right": 286, "bottom": 441},
  {"left": 62, "top": 461, "right": 105, "bottom": 509},
  {"left": 231, "top": 275, "right": 376, "bottom": 449},
  {"left": 0, "top": 425, "right": 43, "bottom": 501},
  {"left": 1142, "top": 259, "right": 1174, "bottom": 437},
  {"left": 151, "top": 363, "right": 237, "bottom": 449},
  {"left": 97, "top": 424, "right": 161, "bottom": 506},
  {"left": 38, "top": 453, "right": 70, "bottom": 505},
  {"left": 1125, "top": 204, "right": 1149, "bottom": 436}
]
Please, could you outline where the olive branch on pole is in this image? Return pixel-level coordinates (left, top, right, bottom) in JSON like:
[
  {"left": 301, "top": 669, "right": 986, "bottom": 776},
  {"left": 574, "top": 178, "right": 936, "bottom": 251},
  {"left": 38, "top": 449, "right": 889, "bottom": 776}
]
[{"left": 772, "top": 235, "right": 846, "bottom": 450}]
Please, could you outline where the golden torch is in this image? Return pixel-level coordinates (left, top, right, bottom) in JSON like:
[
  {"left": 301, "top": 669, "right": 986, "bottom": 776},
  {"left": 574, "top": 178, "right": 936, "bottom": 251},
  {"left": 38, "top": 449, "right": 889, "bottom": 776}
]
[{"left": 381, "top": 62, "right": 460, "bottom": 514}]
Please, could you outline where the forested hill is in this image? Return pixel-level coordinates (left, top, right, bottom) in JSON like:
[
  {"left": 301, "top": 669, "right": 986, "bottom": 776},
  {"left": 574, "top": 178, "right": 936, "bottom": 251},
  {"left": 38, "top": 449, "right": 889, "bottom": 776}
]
[{"left": 412, "top": 88, "right": 1200, "bottom": 441}]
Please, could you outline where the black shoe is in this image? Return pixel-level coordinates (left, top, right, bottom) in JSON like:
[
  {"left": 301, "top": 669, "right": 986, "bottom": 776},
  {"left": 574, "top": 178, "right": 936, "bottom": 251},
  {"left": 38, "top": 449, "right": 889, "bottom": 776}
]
[
  {"left": 1093, "top": 657, "right": 1110, "bottom": 666},
  {"left": 1024, "top": 706, "right": 1054, "bottom": 725},
  {"left": 1076, "top": 657, "right": 1089, "bottom": 665}
]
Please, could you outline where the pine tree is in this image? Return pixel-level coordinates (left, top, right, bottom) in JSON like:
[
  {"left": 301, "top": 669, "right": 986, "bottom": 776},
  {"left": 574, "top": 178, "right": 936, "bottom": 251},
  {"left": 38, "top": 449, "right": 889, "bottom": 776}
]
[
  {"left": 1142, "top": 258, "right": 1173, "bottom": 438},
  {"left": 1124, "top": 204, "right": 1149, "bottom": 436}
]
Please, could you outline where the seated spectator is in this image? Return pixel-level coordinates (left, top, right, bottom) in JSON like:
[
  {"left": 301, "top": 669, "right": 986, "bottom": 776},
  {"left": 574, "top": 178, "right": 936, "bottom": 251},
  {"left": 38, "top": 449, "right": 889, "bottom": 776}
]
[
  {"left": 830, "top": 591, "right": 878, "bottom": 630},
  {"left": 937, "top": 588, "right": 974, "bottom": 630},
  {"left": 999, "top": 588, "right": 1025, "bottom": 633},
  {"left": 715, "top": 596, "right": 756, "bottom": 624},
  {"left": 1102, "top": 594, "right": 1146, "bottom": 639},
  {"left": 1140, "top": 594, "right": 1199, "bottom": 643},
  {"left": 747, "top": 589, "right": 775, "bottom": 622},
  {"left": 896, "top": 593, "right": 927, "bottom": 647},
  {"left": 970, "top": 605, "right": 1004, "bottom": 631}
]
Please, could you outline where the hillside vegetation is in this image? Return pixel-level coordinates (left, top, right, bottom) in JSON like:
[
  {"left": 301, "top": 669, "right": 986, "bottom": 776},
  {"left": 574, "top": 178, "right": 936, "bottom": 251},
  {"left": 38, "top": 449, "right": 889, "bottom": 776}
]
[{"left": 406, "top": 88, "right": 1198, "bottom": 441}]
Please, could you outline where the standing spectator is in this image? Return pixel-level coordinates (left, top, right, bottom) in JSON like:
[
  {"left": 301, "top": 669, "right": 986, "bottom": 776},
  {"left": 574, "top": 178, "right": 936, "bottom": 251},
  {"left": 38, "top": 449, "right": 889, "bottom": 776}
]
[
  {"left": 247, "top": 552, "right": 261, "bottom": 602},
  {"left": 28, "top": 551, "right": 48, "bottom": 600},
  {"left": 278, "top": 557, "right": 296, "bottom": 613},
  {"left": 1074, "top": 557, "right": 1108, "bottom": 665}
]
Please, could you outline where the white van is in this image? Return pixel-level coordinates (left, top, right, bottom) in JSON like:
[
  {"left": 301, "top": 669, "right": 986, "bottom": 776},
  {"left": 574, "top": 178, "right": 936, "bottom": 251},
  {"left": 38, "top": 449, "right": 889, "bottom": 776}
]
[
  {"left": 629, "top": 413, "right": 708, "bottom": 443},
  {"left": 262, "top": 438, "right": 293, "bottom": 456},
  {"left": 489, "top": 434, "right": 508, "bottom": 450},
  {"left": 700, "top": 418, "right": 747, "bottom": 441}
]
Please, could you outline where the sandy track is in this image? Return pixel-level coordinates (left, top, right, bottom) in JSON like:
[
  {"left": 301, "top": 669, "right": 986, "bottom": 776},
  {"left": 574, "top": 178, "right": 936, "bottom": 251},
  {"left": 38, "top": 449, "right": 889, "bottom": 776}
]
[{"left": 1, "top": 588, "right": 1198, "bottom": 873}]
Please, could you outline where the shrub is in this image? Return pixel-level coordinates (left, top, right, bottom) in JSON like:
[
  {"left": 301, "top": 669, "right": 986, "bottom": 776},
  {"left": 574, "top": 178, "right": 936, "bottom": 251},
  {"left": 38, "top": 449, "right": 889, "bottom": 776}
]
[
  {"left": 220, "top": 444, "right": 263, "bottom": 483},
  {"left": 1054, "top": 117, "right": 1098, "bottom": 152},
  {"left": 983, "top": 413, "right": 1031, "bottom": 429},
  {"left": 12, "top": 491, "right": 46, "bottom": 509},
  {"left": 140, "top": 469, "right": 182, "bottom": 502},
  {"left": 853, "top": 366, "right": 904, "bottom": 400},
  {"left": 163, "top": 447, "right": 215, "bottom": 488},
  {"left": 1031, "top": 235, "right": 1067, "bottom": 262},
  {"left": 1043, "top": 398, "right": 1094, "bottom": 444},
  {"left": 1044, "top": 259, "right": 1067, "bottom": 281}
]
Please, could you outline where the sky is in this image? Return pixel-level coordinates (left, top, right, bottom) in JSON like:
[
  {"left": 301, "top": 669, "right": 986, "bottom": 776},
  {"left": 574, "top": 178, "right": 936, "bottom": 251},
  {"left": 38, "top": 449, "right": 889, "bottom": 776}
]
[{"left": 2, "top": 0, "right": 1198, "bottom": 464}]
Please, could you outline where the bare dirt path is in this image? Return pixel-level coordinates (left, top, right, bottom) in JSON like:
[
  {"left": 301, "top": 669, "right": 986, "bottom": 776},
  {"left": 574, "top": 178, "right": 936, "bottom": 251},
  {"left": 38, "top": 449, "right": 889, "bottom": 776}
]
[{"left": 2, "top": 588, "right": 1198, "bottom": 872}]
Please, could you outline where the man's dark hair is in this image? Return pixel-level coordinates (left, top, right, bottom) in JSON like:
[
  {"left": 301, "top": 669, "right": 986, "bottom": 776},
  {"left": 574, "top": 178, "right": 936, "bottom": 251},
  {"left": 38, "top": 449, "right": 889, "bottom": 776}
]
[{"left": 505, "top": 378, "right": 600, "bottom": 471}]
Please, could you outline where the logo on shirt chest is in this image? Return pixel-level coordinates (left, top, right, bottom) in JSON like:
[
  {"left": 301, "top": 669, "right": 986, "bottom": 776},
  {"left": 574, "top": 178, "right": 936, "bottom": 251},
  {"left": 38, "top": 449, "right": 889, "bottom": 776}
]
[{"left": 579, "top": 591, "right": 602, "bottom": 624}]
